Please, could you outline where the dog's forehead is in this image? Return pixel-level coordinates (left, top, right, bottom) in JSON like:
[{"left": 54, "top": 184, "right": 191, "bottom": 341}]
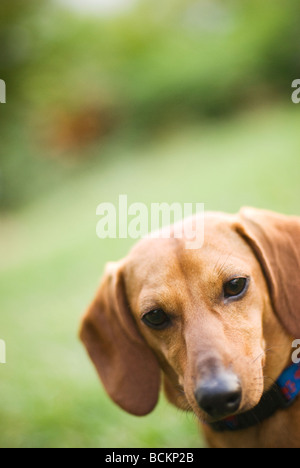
[{"left": 124, "top": 213, "right": 251, "bottom": 286}]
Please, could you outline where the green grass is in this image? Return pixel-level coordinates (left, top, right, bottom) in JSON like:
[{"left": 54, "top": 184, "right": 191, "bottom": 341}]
[{"left": 0, "top": 102, "right": 300, "bottom": 447}]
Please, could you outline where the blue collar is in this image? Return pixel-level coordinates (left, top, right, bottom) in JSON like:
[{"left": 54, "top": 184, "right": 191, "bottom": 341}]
[{"left": 210, "top": 361, "right": 300, "bottom": 432}]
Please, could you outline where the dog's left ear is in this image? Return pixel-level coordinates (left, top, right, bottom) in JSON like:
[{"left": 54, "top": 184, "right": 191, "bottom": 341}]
[{"left": 235, "top": 207, "right": 300, "bottom": 338}]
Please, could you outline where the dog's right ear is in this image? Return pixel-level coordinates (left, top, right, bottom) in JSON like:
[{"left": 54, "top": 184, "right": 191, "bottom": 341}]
[
  {"left": 235, "top": 208, "right": 300, "bottom": 339},
  {"left": 79, "top": 262, "right": 161, "bottom": 416}
]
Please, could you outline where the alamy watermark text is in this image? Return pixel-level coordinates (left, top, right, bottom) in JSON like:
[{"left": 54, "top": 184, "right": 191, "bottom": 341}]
[
  {"left": 291, "top": 79, "right": 300, "bottom": 104},
  {"left": 292, "top": 340, "right": 300, "bottom": 364},
  {"left": 0, "top": 80, "right": 6, "bottom": 104},
  {"left": 0, "top": 339, "right": 6, "bottom": 364},
  {"left": 96, "top": 195, "right": 205, "bottom": 250}
]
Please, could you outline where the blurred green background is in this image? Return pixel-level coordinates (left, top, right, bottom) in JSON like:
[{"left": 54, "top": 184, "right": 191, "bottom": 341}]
[{"left": 1, "top": 0, "right": 300, "bottom": 448}]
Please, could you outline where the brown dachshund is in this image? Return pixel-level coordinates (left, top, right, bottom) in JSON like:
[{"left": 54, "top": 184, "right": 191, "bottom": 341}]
[{"left": 80, "top": 208, "right": 300, "bottom": 448}]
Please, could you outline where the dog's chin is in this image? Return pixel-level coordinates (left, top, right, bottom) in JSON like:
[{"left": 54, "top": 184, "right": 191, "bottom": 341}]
[
  {"left": 193, "top": 407, "right": 242, "bottom": 426},
  {"left": 193, "top": 410, "right": 234, "bottom": 426}
]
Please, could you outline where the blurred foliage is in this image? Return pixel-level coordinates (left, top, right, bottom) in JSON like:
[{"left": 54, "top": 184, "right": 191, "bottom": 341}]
[{"left": 1, "top": 0, "right": 300, "bottom": 210}]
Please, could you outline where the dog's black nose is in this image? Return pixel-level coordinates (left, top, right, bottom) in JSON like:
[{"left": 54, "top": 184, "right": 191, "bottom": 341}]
[{"left": 195, "top": 372, "right": 242, "bottom": 420}]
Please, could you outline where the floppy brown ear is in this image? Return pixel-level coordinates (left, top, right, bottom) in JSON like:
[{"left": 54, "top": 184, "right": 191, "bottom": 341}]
[
  {"left": 235, "top": 207, "right": 300, "bottom": 338},
  {"left": 79, "top": 262, "right": 161, "bottom": 416}
]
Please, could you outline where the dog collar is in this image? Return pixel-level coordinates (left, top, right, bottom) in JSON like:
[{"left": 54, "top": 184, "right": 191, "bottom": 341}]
[{"left": 210, "top": 361, "right": 300, "bottom": 432}]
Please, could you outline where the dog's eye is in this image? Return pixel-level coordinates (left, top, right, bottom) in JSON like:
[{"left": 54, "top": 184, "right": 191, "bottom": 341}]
[
  {"left": 142, "top": 309, "right": 170, "bottom": 330},
  {"left": 224, "top": 278, "right": 248, "bottom": 299}
]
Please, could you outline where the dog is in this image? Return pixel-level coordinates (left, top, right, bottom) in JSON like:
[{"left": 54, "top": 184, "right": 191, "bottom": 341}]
[{"left": 80, "top": 208, "right": 300, "bottom": 448}]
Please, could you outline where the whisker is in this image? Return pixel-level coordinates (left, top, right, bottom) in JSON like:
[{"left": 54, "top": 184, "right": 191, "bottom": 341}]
[
  {"left": 251, "top": 351, "right": 265, "bottom": 364},
  {"left": 249, "top": 344, "right": 289, "bottom": 368},
  {"left": 175, "top": 384, "right": 186, "bottom": 396}
]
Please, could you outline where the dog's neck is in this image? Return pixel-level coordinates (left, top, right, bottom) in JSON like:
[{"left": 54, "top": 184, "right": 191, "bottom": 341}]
[{"left": 202, "top": 396, "right": 300, "bottom": 448}]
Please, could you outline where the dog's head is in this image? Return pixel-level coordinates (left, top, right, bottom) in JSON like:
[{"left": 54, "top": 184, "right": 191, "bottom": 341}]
[{"left": 80, "top": 208, "right": 300, "bottom": 423}]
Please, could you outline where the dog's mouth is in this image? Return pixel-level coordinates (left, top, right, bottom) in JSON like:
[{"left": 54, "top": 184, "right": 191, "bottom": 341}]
[
  {"left": 194, "top": 408, "right": 240, "bottom": 425},
  {"left": 193, "top": 401, "right": 252, "bottom": 426}
]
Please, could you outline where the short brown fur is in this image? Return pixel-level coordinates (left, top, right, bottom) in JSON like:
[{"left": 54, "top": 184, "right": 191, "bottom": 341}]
[{"left": 80, "top": 208, "right": 300, "bottom": 448}]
